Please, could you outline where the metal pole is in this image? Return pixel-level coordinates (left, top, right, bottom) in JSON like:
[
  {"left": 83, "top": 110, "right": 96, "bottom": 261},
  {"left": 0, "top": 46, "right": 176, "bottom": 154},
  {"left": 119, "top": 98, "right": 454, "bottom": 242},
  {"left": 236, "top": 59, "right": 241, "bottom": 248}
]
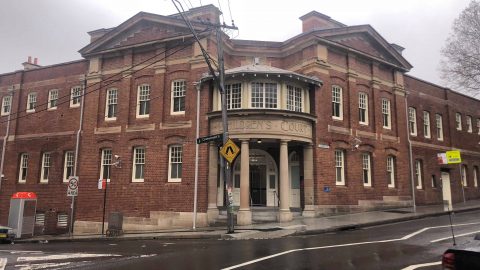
[
  {"left": 459, "top": 163, "right": 466, "bottom": 203},
  {"left": 404, "top": 94, "right": 416, "bottom": 213},
  {"left": 69, "top": 79, "right": 86, "bottom": 237},
  {"left": 216, "top": 27, "right": 234, "bottom": 233},
  {"left": 0, "top": 86, "right": 13, "bottom": 192},
  {"left": 193, "top": 81, "right": 201, "bottom": 230},
  {"left": 101, "top": 179, "right": 107, "bottom": 236}
]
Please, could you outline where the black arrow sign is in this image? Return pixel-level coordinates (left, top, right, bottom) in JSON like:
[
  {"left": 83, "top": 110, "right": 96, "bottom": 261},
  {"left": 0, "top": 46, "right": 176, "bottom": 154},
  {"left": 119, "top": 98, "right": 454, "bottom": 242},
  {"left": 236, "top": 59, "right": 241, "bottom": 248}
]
[{"left": 226, "top": 146, "right": 235, "bottom": 155}]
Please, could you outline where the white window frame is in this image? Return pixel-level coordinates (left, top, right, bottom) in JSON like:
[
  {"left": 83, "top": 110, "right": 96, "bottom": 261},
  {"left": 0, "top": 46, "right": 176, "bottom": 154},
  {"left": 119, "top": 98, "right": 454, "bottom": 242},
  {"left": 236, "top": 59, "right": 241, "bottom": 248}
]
[
  {"left": 136, "top": 84, "right": 150, "bottom": 118},
  {"left": 70, "top": 86, "right": 82, "bottom": 107},
  {"left": 477, "top": 119, "right": 480, "bottom": 135},
  {"left": 415, "top": 160, "right": 423, "bottom": 189},
  {"left": 100, "top": 149, "right": 112, "bottom": 182},
  {"left": 362, "top": 153, "right": 372, "bottom": 187},
  {"left": 48, "top": 89, "right": 58, "bottom": 110},
  {"left": 168, "top": 145, "right": 183, "bottom": 182},
  {"left": 286, "top": 85, "right": 303, "bottom": 112},
  {"left": 63, "top": 151, "right": 75, "bottom": 182},
  {"left": 27, "top": 92, "right": 37, "bottom": 113},
  {"left": 408, "top": 107, "right": 417, "bottom": 136},
  {"left": 132, "top": 147, "right": 145, "bottom": 182},
  {"left": 358, "top": 92, "right": 368, "bottom": 125},
  {"left": 387, "top": 156, "right": 395, "bottom": 188},
  {"left": 466, "top": 116, "right": 473, "bottom": 133},
  {"left": 455, "top": 113, "right": 462, "bottom": 130},
  {"left": 335, "top": 149, "right": 345, "bottom": 186},
  {"left": 1, "top": 95, "right": 12, "bottom": 116},
  {"left": 423, "top": 111, "right": 431, "bottom": 138},
  {"left": 171, "top": 80, "right": 186, "bottom": 115},
  {"left": 474, "top": 166, "right": 478, "bottom": 188},
  {"left": 461, "top": 165, "right": 467, "bottom": 187},
  {"left": 250, "top": 82, "right": 278, "bottom": 109},
  {"left": 105, "top": 88, "right": 118, "bottom": 120},
  {"left": 332, "top": 85, "right": 343, "bottom": 120},
  {"left": 436, "top": 114, "right": 444, "bottom": 141},
  {"left": 226, "top": 83, "right": 242, "bottom": 110},
  {"left": 382, "top": 98, "right": 391, "bottom": 129},
  {"left": 40, "top": 152, "right": 51, "bottom": 183},
  {"left": 19, "top": 153, "right": 28, "bottom": 183}
]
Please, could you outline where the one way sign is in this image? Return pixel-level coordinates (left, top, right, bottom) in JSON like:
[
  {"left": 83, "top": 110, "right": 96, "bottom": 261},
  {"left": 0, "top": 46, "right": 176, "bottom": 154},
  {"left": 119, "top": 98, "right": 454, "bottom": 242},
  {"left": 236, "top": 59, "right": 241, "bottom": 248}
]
[{"left": 220, "top": 138, "right": 240, "bottom": 164}]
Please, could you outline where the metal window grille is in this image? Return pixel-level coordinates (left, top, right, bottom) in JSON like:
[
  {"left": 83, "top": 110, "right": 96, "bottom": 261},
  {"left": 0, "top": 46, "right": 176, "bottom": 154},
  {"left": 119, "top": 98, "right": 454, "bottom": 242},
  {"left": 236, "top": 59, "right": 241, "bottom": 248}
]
[
  {"left": 57, "top": 213, "right": 68, "bottom": 227},
  {"left": 134, "top": 147, "right": 145, "bottom": 180},
  {"left": 49, "top": 89, "right": 58, "bottom": 108},
  {"left": 172, "top": 80, "right": 186, "bottom": 112},
  {"left": 169, "top": 146, "right": 183, "bottom": 180},
  {"left": 106, "top": 89, "right": 118, "bottom": 118},
  {"left": 35, "top": 213, "right": 45, "bottom": 226},
  {"left": 138, "top": 85, "right": 150, "bottom": 115}
]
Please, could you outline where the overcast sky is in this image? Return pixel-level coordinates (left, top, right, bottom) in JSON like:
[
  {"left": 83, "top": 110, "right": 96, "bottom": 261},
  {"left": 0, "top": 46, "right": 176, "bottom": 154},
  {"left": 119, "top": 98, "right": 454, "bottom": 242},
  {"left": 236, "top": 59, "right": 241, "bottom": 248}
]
[{"left": 0, "top": 0, "right": 471, "bottom": 86}]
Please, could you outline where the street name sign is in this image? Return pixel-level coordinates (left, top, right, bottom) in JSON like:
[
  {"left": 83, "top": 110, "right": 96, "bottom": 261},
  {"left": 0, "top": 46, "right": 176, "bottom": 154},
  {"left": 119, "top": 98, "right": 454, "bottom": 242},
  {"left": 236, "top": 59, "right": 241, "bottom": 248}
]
[
  {"left": 219, "top": 138, "right": 240, "bottom": 164},
  {"left": 196, "top": 134, "right": 223, "bottom": 144},
  {"left": 67, "top": 176, "right": 79, "bottom": 197}
]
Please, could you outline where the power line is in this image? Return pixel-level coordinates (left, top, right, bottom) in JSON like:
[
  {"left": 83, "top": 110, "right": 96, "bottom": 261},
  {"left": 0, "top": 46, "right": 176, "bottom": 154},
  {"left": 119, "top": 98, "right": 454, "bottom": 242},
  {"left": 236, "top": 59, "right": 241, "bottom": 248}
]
[
  {"left": 0, "top": 36, "right": 205, "bottom": 125},
  {"left": 226, "top": 0, "right": 235, "bottom": 26},
  {"left": 217, "top": 0, "right": 225, "bottom": 24}
]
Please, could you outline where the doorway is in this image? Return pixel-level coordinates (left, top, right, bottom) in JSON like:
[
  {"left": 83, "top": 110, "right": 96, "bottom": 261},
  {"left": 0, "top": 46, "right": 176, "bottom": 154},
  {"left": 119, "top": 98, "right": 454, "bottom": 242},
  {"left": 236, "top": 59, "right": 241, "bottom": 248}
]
[
  {"left": 441, "top": 172, "right": 452, "bottom": 211},
  {"left": 250, "top": 165, "right": 267, "bottom": 206}
]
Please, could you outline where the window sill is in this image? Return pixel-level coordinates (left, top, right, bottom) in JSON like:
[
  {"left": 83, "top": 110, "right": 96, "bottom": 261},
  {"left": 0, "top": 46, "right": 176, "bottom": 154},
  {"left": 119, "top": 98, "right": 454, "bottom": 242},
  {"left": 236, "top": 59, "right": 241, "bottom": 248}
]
[
  {"left": 26, "top": 109, "right": 35, "bottom": 113},
  {"left": 170, "top": 112, "right": 185, "bottom": 116},
  {"left": 18, "top": 181, "right": 26, "bottom": 184},
  {"left": 70, "top": 104, "right": 80, "bottom": 109},
  {"left": 0, "top": 113, "right": 10, "bottom": 116},
  {"left": 167, "top": 179, "right": 182, "bottom": 183},
  {"left": 105, "top": 117, "right": 117, "bottom": 122},
  {"left": 47, "top": 107, "right": 57, "bottom": 111},
  {"left": 332, "top": 117, "right": 343, "bottom": 121},
  {"left": 136, "top": 115, "right": 150, "bottom": 119},
  {"left": 39, "top": 181, "right": 48, "bottom": 184},
  {"left": 132, "top": 179, "right": 144, "bottom": 183},
  {"left": 383, "top": 126, "right": 391, "bottom": 130},
  {"left": 359, "top": 122, "right": 369, "bottom": 126}
]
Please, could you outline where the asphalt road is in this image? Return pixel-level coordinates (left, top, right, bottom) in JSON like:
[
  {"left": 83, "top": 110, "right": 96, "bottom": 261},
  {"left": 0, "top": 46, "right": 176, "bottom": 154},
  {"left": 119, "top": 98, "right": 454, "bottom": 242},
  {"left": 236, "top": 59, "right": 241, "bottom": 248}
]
[{"left": 1, "top": 210, "right": 479, "bottom": 270}]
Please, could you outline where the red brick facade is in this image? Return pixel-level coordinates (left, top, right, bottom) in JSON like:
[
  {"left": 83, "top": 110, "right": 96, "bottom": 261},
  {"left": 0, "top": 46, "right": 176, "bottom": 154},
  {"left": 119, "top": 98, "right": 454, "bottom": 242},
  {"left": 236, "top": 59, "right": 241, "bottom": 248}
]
[{"left": 0, "top": 5, "right": 478, "bottom": 234}]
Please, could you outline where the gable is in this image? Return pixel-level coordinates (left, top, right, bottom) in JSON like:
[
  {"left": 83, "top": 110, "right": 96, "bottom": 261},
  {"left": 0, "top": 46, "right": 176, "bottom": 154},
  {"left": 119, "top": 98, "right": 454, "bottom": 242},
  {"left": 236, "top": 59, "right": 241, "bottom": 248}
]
[{"left": 313, "top": 25, "right": 412, "bottom": 70}]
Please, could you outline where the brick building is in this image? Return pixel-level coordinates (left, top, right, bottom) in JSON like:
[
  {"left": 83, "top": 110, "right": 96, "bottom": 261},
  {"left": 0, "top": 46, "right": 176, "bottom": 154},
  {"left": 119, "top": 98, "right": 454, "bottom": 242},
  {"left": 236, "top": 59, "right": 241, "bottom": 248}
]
[{"left": 0, "top": 5, "right": 478, "bottom": 234}]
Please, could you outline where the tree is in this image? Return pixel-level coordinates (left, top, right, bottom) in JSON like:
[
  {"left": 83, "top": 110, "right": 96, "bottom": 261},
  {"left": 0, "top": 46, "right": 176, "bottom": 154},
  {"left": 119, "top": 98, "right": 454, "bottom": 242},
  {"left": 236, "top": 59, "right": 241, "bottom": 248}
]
[{"left": 441, "top": 1, "right": 480, "bottom": 96}]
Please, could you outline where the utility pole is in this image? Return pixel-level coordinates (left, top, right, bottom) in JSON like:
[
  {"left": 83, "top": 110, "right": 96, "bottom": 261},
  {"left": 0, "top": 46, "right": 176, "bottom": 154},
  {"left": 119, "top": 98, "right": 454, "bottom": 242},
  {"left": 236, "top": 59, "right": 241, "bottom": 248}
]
[{"left": 215, "top": 26, "right": 235, "bottom": 233}]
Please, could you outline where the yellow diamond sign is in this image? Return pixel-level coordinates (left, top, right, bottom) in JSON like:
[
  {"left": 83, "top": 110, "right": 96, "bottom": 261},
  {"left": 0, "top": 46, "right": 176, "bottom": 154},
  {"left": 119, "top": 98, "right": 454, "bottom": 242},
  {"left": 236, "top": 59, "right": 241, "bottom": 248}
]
[{"left": 220, "top": 138, "right": 240, "bottom": 164}]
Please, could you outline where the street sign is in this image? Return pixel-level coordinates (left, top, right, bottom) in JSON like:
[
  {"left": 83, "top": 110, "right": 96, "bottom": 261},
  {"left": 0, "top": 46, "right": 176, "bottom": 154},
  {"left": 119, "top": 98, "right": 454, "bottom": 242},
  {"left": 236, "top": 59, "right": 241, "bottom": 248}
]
[
  {"left": 67, "top": 176, "right": 79, "bottom": 197},
  {"left": 196, "top": 133, "right": 223, "bottom": 144},
  {"left": 219, "top": 138, "right": 240, "bottom": 164},
  {"left": 446, "top": 150, "right": 461, "bottom": 164}
]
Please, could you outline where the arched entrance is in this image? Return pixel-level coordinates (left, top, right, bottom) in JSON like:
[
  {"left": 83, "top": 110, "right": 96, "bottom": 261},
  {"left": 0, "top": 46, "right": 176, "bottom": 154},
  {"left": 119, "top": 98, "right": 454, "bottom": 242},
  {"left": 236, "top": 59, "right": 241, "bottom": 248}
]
[{"left": 231, "top": 149, "right": 279, "bottom": 207}]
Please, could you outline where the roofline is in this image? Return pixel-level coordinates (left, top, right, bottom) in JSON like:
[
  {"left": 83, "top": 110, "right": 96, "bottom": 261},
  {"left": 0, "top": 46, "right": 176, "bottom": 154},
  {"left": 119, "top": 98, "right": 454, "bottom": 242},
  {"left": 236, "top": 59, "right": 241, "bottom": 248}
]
[
  {"left": 0, "top": 59, "right": 87, "bottom": 77},
  {"left": 405, "top": 74, "right": 480, "bottom": 102}
]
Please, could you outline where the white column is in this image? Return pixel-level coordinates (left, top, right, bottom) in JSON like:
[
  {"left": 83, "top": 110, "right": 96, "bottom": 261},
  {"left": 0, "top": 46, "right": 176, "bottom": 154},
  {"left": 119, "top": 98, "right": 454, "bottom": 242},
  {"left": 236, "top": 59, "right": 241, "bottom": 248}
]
[
  {"left": 303, "top": 144, "right": 315, "bottom": 217},
  {"left": 237, "top": 139, "right": 252, "bottom": 225},
  {"left": 279, "top": 139, "right": 293, "bottom": 222},
  {"left": 207, "top": 142, "right": 219, "bottom": 224}
]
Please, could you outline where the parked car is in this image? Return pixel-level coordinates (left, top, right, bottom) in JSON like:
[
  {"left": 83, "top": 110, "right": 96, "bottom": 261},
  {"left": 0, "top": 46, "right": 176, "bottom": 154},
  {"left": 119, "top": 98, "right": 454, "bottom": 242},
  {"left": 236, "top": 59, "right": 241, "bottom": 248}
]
[
  {"left": 442, "top": 234, "right": 480, "bottom": 269},
  {"left": 0, "top": 225, "right": 15, "bottom": 243}
]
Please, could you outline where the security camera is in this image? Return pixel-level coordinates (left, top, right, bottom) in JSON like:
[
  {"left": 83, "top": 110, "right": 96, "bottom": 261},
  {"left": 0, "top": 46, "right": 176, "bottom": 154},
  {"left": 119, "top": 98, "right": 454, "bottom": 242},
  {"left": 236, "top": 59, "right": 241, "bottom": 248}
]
[{"left": 114, "top": 155, "right": 120, "bottom": 159}]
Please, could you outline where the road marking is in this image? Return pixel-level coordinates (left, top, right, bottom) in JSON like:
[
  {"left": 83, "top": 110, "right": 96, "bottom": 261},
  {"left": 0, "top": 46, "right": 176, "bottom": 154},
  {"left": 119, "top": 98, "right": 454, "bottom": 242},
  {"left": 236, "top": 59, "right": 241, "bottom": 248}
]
[
  {"left": 401, "top": 261, "right": 441, "bottom": 269},
  {"left": 0, "top": 258, "right": 7, "bottom": 270},
  {"left": 0, "top": 251, "right": 42, "bottom": 254},
  {"left": 16, "top": 262, "right": 71, "bottom": 270},
  {"left": 17, "top": 253, "right": 120, "bottom": 262},
  {"left": 430, "top": 230, "right": 480, "bottom": 243},
  {"left": 222, "top": 222, "right": 480, "bottom": 270}
]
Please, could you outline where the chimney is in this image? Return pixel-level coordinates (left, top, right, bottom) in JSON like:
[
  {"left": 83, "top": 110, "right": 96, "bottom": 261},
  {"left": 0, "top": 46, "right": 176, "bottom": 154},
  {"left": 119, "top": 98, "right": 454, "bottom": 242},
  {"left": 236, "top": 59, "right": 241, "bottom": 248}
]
[
  {"left": 22, "top": 56, "right": 41, "bottom": 70},
  {"left": 299, "top": 11, "right": 346, "bottom": 33}
]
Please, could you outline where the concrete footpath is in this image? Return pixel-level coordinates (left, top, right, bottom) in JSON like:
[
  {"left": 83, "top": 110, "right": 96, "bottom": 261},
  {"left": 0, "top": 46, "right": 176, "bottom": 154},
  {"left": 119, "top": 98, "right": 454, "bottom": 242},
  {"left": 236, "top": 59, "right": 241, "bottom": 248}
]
[{"left": 15, "top": 200, "right": 480, "bottom": 243}]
